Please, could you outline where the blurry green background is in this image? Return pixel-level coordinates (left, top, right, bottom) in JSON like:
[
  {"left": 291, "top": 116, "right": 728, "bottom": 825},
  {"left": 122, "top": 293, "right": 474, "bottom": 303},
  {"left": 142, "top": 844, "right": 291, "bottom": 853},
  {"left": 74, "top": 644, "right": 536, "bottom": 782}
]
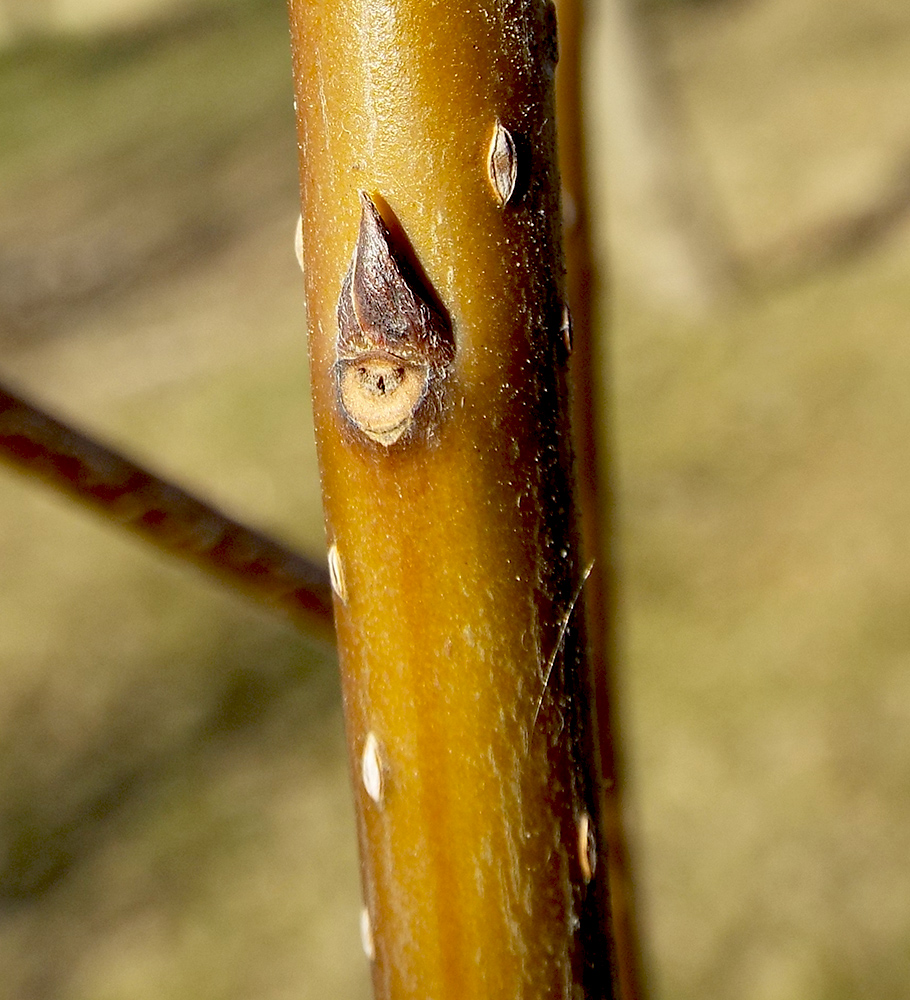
[{"left": 0, "top": 0, "right": 908, "bottom": 997}]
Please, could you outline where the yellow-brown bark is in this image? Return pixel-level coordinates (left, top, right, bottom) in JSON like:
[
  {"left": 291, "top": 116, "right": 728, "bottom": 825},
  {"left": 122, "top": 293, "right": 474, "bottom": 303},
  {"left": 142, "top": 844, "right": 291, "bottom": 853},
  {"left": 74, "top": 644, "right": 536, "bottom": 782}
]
[{"left": 288, "top": 3, "right": 615, "bottom": 997}]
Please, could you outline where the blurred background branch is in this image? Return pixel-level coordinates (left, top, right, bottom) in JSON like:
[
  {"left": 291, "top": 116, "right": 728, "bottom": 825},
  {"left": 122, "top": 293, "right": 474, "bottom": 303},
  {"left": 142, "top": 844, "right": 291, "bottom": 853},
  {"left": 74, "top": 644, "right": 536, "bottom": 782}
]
[{"left": 0, "top": 380, "right": 334, "bottom": 634}]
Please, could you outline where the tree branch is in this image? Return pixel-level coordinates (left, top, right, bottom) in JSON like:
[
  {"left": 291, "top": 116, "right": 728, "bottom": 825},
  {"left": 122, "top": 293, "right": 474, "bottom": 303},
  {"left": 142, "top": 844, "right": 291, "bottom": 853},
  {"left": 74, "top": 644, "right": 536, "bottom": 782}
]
[
  {"left": 288, "top": 1, "right": 617, "bottom": 995},
  {"left": 0, "top": 381, "right": 334, "bottom": 639},
  {"left": 555, "top": 0, "right": 649, "bottom": 997}
]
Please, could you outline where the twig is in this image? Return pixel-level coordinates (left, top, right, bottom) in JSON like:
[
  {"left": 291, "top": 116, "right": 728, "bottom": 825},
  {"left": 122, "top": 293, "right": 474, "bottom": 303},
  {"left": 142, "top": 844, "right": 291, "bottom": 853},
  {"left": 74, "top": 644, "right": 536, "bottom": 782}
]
[
  {"left": 555, "top": 0, "right": 649, "bottom": 995},
  {"left": 0, "top": 381, "right": 334, "bottom": 639}
]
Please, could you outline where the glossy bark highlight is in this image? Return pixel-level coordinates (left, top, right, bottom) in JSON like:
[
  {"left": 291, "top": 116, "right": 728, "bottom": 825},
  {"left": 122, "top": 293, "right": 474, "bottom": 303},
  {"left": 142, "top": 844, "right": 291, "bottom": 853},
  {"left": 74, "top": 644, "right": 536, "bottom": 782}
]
[{"left": 287, "top": 2, "right": 616, "bottom": 997}]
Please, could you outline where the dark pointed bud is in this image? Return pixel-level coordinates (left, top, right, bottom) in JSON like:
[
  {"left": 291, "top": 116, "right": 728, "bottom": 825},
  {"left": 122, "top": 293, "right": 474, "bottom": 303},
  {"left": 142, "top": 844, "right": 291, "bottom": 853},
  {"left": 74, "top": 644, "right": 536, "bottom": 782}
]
[{"left": 336, "top": 193, "right": 454, "bottom": 446}]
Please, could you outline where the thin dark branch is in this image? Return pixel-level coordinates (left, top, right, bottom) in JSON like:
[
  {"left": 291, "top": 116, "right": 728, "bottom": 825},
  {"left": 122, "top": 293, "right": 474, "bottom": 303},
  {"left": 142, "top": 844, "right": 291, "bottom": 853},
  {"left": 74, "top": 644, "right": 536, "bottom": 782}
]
[
  {"left": 0, "top": 381, "right": 335, "bottom": 639},
  {"left": 556, "top": 0, "right": 649, "bottom": 996}
]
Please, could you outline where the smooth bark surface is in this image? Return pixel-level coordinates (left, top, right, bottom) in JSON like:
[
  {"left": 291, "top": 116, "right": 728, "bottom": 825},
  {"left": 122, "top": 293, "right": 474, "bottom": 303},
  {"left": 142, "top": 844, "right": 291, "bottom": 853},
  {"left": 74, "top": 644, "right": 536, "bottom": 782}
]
[{"left": 288, "top": 2, "right": 615, "bottom": 998}]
